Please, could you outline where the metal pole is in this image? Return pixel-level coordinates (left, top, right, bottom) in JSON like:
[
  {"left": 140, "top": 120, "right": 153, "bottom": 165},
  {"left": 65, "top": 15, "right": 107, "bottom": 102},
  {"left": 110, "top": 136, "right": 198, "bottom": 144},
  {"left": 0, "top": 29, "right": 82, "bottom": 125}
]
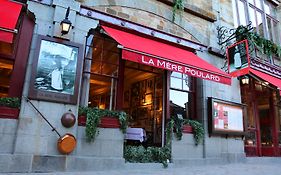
[{"left": 24, "top": 96, "right": 62, "bottom": 138}]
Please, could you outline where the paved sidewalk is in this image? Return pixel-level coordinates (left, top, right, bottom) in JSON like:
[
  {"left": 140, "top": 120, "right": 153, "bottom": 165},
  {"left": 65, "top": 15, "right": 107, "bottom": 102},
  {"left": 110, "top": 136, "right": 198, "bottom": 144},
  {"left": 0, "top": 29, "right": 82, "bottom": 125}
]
[{"left": 2, "top": 162, "right": 281, "bottom": 175}]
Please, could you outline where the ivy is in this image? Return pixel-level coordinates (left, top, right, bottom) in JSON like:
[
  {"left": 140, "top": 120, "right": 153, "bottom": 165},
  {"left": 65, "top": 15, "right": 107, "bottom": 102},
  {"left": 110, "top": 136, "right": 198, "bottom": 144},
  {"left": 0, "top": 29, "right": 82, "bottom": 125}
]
[
  {"left": 79, "top": 106, "right": 129, "bottom": 142},
  {"left": 169, "top": 116, "right": 204, "bottom": 145},
  {"left": 0, "top": 97, "right": 20, "bottom": 109},
  {"left": 172, "top": 0, "right": 185, "bottom": 22},
  {"left": 124, "top": 145, "right": 171, "bottom": 168},
  {"left": 235, "top": 25, "right": 281, "bottom": 57},
  {"left": 123, "top": 120, "right": 174, "bottom": 168}
]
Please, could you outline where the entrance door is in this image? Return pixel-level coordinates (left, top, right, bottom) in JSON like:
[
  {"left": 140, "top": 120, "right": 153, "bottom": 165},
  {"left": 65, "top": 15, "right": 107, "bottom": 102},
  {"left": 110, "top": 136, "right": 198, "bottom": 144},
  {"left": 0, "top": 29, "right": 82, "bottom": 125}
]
[
  {"left": 256, "top": 90, "right": 275, "bottom": 156},
  {"left": 243, "top": 79, "right": 279, "bottom": 156}
]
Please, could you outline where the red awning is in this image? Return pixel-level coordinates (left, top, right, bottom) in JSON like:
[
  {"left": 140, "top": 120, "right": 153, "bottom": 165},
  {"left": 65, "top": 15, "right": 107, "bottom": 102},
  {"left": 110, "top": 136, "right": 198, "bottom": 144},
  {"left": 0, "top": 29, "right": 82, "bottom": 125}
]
[
  {"left": 0, "top": 0, "right": 22, "bottom": 43},
  {"left": 101, "top": 25, "right": 231, "bottom": 85},
  {"left": 250, "top": 69, "right": 281, "bottom": 92}
]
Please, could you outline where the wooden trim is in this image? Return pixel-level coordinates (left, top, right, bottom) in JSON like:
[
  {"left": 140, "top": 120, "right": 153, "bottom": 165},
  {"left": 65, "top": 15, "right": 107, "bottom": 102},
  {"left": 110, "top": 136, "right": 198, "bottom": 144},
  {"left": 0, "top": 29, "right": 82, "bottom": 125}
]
[
  {"left": 0, "top": 106, "right": 19, "bottom": 119},
  {"left": 9, "top": 14, "right": 35, "bottom": 97},
  {"left": 116, "top": 54, "right": 125, "bottom": 110}
]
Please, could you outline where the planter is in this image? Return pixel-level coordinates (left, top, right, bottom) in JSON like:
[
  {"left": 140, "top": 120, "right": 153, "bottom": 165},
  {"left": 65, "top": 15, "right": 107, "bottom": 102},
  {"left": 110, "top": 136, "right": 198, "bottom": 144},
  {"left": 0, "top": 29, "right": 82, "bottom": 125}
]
[
  {"left": 78, "top": 115, "right": 120, "bottom": 128},
  {"left": 78, "top": 115, "right": 86, "bottom": 126},
  {"left": 182, "top": 125, "right": 193, "bottom": 133},
  {"left": 99, "top": 116, "right": 120, "bottom": 128},
  {"left": 0, "top": 106, "right": 19, "bottom": 119}
]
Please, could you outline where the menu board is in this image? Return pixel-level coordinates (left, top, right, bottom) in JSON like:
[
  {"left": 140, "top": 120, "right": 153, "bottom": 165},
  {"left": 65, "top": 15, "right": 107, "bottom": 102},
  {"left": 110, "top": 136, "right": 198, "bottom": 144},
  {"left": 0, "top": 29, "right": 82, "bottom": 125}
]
[{"left": 208, "top": 97, "right": 245, "bottom": 135}]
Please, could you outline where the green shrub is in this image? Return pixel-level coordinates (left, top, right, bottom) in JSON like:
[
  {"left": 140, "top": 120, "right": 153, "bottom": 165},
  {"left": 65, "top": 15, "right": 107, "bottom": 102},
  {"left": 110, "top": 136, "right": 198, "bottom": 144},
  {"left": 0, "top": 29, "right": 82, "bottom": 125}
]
[
  {"left": 124, "top": 145, "right": 171, "bottom": 168},
  {"left": 0, "top": 97, "right": 20, "bottom": 109}
]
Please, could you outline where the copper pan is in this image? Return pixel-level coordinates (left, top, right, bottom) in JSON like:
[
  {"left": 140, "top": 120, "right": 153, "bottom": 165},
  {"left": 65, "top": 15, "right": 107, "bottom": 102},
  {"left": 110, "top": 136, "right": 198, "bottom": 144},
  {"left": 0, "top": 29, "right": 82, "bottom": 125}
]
[{"left": 57, "top": 133, "right": 76, "bottom": 154}]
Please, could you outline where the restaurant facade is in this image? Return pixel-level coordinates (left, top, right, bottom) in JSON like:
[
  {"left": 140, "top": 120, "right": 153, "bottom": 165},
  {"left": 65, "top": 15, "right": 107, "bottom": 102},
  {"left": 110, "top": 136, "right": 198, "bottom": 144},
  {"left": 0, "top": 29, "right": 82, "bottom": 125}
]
[{"left": 0, "top": 0, "right": 281, "bottom": 173}]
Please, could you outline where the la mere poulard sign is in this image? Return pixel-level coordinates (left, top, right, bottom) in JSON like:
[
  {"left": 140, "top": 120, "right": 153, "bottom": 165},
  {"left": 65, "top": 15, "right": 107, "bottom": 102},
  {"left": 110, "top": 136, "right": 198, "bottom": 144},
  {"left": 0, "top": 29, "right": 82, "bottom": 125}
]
[{"left": 122, "top": 50, "right": 231, "bottom": 85}]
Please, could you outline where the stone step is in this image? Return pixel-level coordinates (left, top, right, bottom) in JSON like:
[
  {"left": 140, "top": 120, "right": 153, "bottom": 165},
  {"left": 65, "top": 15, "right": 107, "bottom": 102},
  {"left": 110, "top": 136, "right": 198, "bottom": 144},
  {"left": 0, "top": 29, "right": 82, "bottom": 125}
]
[{"left": 246, "top": 157, "right": 281, "bottom": 164}]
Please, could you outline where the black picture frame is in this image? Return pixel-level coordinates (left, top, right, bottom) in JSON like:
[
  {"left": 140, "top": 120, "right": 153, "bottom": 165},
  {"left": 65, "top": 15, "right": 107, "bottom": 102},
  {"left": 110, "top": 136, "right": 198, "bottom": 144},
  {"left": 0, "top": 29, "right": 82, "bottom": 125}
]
[
  {"left": 28, "top": 35, "right": 83, "bottom": 104},
  {"left": 208, "top": 97, "right": 246, "bottom": 136}
]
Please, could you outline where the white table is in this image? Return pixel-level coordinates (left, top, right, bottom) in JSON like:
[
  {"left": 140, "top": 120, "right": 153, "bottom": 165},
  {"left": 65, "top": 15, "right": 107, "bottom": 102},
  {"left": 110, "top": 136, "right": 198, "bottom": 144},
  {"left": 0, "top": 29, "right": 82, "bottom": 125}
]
[{"left": 125, "top": 128, "right": 146, "bottom": 142}]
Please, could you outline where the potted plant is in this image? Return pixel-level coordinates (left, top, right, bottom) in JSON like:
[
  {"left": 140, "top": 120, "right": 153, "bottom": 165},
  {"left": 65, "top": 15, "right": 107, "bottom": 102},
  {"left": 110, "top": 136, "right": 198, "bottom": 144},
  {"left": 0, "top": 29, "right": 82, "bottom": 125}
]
[
  {"left": 78, "top": 106, "right": 128, "bottom": 142},
  {"left": 0, "top": 97, "right": 20, "bottom": 119}
]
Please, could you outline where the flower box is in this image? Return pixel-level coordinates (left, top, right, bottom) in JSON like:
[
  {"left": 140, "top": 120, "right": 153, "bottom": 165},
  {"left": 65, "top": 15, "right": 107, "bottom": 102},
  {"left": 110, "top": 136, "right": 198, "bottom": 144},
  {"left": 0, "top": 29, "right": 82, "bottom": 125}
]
[
  {"left": 99, "top": 116, "right": 120, "bottom": 128},
  {"left": 0, "top": 106, "right": 20, "bottom": 119},
  {"left": 78, "top": 115, "right": 120, "bottom": 128},
  {"left": 182, "top": 125, "right": 193, "bottom": 133},
  {"left": 78, "top": 115, "right": 86, "bottom": 126}
]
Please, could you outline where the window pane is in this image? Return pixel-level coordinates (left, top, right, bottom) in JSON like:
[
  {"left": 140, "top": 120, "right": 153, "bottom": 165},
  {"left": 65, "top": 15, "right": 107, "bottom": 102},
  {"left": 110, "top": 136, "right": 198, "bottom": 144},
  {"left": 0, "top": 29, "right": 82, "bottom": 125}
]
[
  {"left": 238, "top": 0, "right": 247, "bottom": 26},
  {"left": 264, "top": 2, "right": 270, "bottom": 15},
  {"left": 105, "top": 52, "right": 119, "bottom": 65},
  {"left": 171, "top": 71, "right": 182, "bottom": 78},
  {"left": 248, "top": 0, "right": 254, "bottom": 5},
  {"left": 102, "top": 64, "right": 118, "bottom": 77},
  {"left": 256, "top": 11, "right": 264, "bottom": 37},
  {"left": 232, "top": 0, "right": 239, "bottom": 27},
  {"left": 255, "top": 0, "right": 262, "bottom": 9},
  {"left": 266, "top": 16, "right": 273, "bottom": 41},
  {"left": 91, "top": 61, "right": 102, "bottom": 74},
  {"left": 171, "top": 77, "right": 182, "bottom": 89},
  {"left": 0, "top": 58, "right": 13, "bottom": 97},
  {"left": 273, "top": 21, "right": 280, "bottom": 44},
  {"left": 89, "top": 74, "right": 117, "bottom": 110},
  {"left": 249, "top": 6, "right": 257, "bottom": 30},
  {"left": 183, "top": 74, "right": 191, "bottom": 91},
  {"left": 170, "top": 89, "right": 189, "bottom": 119}
]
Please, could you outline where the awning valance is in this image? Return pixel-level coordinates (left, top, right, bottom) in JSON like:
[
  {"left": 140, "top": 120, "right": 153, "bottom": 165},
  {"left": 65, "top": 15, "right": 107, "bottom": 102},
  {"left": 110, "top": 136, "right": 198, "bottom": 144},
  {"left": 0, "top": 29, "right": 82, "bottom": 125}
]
[
  {"left": 101, "top": 25, "right": 231, "bottom": 85},
  {"left": 0, "top": 0, "right": 22, "bottom": 43},
  {"left": 250, "top": 69, "right": 281, "bottom": 93}
]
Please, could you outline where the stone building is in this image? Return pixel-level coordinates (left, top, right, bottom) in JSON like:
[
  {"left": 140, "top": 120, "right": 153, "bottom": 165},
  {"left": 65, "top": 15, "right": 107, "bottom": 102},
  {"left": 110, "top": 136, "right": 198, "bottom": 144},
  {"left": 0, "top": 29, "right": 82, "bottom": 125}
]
[{"left": 0, "top": 0, "right": 280, "bottom": 173}]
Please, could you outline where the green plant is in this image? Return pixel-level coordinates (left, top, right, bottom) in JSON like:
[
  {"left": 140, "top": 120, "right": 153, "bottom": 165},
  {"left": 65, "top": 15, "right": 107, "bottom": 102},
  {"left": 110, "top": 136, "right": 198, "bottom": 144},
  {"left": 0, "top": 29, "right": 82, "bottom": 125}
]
[
  {"left": 172, "top": 0, "right": 185, "bottom": 22},
  {"left": 79, "top": 106, "right": 129, "bottom": 142},
  {"left": 169, "top": 116, "right": 204, "bottom": 145},
  {"left": 0, "top": 97, "right": 20, "bottom": 109},
  {"left": 235, "top": 25, "right": 281, "bottom": 57},
  {"left": 124, "top": 145, "right": 171, "bottom": 168}
]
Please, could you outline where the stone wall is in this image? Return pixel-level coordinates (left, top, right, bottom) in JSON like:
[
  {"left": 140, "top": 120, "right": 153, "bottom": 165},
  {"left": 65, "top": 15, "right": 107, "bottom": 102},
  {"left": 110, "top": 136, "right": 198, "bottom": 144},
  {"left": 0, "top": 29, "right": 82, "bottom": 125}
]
[{"left": 0, "top": 119, "right": 18, "bottom": 153}]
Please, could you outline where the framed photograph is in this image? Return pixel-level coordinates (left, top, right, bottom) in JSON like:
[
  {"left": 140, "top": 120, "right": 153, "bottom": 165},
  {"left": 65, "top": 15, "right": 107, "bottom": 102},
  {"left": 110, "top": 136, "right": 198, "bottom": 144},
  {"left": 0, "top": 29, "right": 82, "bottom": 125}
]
[
  {"left": 28, "top": 35, "right": 83, "bottom": 104},
  {"left": 208, "top": 97, "right": 246, "bottom": 136}
]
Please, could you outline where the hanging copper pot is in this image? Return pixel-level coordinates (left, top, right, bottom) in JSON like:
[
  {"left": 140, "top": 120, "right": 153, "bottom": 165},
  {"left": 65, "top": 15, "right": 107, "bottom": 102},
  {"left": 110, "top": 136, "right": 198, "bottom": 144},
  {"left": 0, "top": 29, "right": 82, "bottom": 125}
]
[
  {"left": 57, "top": 133, "right": 76, "bottom": 154},
  {"left": 61, "top": 111, "right": 76, "bottom": 128}
]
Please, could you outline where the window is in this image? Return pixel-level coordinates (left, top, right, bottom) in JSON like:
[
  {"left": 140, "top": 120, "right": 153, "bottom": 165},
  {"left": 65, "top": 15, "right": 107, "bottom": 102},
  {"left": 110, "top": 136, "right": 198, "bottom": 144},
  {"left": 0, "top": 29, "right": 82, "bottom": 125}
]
[
  {"left": 0, "top": 58, "right": 13, "bottom": 97},
  {"left": 232, "top": 0, "right": 280, "bottom": 44},
  {"left": 83, "top": 33, "right": 120, "bottom": 110},
  {"left": 169, "top": 72, "right": 196, "bottom": 120}
]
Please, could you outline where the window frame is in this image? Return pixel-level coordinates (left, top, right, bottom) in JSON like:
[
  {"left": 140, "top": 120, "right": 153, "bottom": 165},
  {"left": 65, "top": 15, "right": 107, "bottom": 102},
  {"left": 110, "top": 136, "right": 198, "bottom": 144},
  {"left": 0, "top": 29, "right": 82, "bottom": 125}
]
[
  {"left": 232, "top": 0, "right": 280, "bottom": 44},
  {"left": 169, "top": 72, "right": 197, "bottom": 120}
]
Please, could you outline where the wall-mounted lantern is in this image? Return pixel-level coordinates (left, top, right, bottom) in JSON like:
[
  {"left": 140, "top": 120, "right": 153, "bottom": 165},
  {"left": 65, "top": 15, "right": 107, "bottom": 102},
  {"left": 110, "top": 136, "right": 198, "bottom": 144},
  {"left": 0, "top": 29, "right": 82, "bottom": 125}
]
[{"left": 60, "top": 7, "right": 72, "bottom": 35}]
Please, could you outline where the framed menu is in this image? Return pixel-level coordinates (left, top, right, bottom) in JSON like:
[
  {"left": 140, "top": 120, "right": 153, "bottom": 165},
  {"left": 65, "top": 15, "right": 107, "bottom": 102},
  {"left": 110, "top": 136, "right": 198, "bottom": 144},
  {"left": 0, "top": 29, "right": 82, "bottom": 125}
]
[{"left": 208, "top": 97, "right": 246, "bottom": 136}]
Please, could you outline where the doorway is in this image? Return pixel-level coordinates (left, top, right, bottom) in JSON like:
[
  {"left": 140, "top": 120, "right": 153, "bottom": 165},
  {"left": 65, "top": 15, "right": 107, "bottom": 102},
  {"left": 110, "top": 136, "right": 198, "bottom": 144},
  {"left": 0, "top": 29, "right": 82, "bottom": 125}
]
[
  {"left": 243, "top": 78, "right": 280, "bottom": 156},
  {"left": 123, "top": 61, "right": 164, "bottom": 147}
]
